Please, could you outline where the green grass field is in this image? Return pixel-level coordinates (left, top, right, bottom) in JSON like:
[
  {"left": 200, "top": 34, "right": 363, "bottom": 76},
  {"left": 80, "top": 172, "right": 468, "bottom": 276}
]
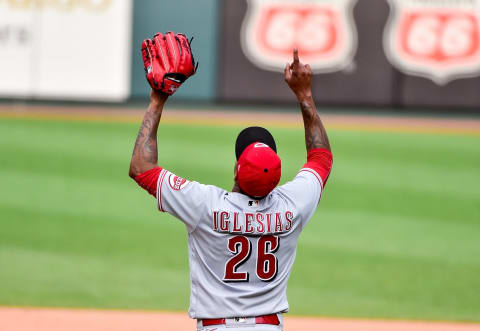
[{"left": 0, "top": 116, "right": 479, "bottom": 322}]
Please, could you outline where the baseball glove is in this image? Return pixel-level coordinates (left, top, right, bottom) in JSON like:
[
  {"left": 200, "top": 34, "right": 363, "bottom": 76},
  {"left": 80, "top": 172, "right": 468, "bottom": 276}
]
[{"left": 142, "top": 32, "right": 197, "bottom": 95}]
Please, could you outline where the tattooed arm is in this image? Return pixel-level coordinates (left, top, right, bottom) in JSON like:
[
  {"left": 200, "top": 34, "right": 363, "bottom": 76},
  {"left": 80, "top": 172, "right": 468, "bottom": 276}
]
[
  {"left": 129, "top": 90, "right": 168, "bottom": 178},
  {"left": 284, "top": 49, "right": 331, "bottom": 152},
  {"left": 298, "top": 96, "right": 331, "bottom": 151}
]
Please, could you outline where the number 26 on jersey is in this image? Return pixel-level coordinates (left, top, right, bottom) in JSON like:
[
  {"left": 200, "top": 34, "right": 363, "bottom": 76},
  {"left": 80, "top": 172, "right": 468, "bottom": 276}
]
[{"left": 223, "top": 235, "right": 279, "bottom": 282}]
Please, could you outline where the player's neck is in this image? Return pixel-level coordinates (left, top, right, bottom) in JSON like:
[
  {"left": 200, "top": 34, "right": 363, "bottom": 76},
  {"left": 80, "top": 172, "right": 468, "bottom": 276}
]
[
  {"left": 232, "top": 181, "right": 241, "bottom": 193},
  {"left": 232, "top": 181, "right": 265, "bottom": 200}
]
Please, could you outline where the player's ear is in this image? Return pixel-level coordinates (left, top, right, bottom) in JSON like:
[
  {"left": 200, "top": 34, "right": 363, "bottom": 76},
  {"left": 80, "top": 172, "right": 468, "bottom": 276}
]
[{"left": 233, "top": 161, "right": 238, "bottom": 181}]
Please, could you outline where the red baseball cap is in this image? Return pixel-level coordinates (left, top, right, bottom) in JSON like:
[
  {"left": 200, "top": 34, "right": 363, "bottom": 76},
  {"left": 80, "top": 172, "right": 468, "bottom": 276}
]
[{"left": 237, "top": 142, "right": 281, "bottom": 198}]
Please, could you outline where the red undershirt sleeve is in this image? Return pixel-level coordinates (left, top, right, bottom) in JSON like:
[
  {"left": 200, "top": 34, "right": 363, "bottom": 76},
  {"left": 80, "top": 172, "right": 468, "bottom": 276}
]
[
  {"left": 302, "top": 148, "right": 333, "bottom": 187},
  {"left": 134, "top": 166, "right": 163, "bottom": 197}
]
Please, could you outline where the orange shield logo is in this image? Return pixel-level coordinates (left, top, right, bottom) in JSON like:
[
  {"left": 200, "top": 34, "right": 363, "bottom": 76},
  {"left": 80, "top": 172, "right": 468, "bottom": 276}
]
[
  {"left": 241, "top": 0, "right": 358, "bottom": 73},
  {"left": 384, "top": 0, "right": 480, "bottom": 84}
]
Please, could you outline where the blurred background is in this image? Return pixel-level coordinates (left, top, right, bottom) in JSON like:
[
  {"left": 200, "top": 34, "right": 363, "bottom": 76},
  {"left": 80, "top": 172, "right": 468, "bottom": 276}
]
[
  {"left": 2, "top": 0, "right": 480, "bottom": 107},
  {"left": 0, "top": 0, "right": 479, "bottom": 326}
]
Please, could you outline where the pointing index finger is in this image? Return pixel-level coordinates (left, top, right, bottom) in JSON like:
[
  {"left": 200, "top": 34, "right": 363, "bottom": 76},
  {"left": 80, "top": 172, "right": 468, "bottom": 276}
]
[{"left": 293, "top": 48, "right": 299, "bottom": 64}]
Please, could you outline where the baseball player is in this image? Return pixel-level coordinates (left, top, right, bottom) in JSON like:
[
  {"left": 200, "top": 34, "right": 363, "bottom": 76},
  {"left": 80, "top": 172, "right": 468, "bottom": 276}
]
[{"left": 129, "top": 32, "right": 333, "bottom": 331}]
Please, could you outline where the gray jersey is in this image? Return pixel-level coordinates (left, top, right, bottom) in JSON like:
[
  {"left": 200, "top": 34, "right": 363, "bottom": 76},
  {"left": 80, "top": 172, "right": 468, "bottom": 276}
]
[{"left": 155, "top": 167, "right": 323, "bottom": 319}]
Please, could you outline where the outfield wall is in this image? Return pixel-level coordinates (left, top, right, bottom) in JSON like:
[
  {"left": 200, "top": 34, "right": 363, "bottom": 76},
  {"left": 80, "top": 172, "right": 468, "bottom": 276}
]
[
  {"left": 220, "top": 0, "right": 480, "bottom": 108},
  {"left": 1, "top": 0, "right": 480, "bottom": 109},
  {"left": 0, "top": 0, "right": 219, "bottom": 102},
  {"left": 0, "top": 0, "right": 133, "bottom": 101}
]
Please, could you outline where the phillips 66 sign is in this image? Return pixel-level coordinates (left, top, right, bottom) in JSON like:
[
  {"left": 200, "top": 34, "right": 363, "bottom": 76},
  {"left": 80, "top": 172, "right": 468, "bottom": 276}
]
[
  {"left": 384, "top": 0, "right": 480, "bottom": 85},
  {"left": 241, "top": 0, "right": 358, "bottom": 73}
]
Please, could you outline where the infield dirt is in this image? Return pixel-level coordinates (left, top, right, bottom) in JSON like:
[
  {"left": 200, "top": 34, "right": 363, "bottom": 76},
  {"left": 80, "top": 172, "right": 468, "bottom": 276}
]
[{"left": 2, "top": 307, "right": 480, "bottom": 331}]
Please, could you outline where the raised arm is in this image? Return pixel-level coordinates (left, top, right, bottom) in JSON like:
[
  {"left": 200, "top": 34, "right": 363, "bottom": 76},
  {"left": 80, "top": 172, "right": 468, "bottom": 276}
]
[
  {"left": 284, "top": 49, "right": 331, "bottom": 152},
  {"left": 129, "top": 90, "right": 168, "bottom": 178}
]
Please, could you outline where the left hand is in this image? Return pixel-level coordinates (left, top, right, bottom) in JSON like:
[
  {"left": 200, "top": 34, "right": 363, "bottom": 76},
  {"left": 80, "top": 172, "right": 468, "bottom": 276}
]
[
  {"left": 150, "top": 89, "right": 169, "bottom": 105},
  {"left": 142, "top": 32, "right": 197, "bottom": 95}
]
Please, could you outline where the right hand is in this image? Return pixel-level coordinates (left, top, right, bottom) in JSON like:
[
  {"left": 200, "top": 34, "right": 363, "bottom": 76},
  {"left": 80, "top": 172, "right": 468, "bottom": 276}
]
[{"left": 284, "top": 48, "right": 313, "bottom": 101}]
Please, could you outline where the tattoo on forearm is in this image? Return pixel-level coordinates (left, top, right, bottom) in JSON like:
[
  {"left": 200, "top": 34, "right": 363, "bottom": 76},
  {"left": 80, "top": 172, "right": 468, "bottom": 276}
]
[
  {"left": 300, "top": 100, "right": 331, "bottom": 151},
  {"left": 132, "top": 121, "right": 146, "bottom": 156},
  {"left": 132, "top": 108, "right": 161, "bottom": 166},
  {"left": 143, "top": 138, "right": 157, "bottom": 163},
  {"left": 305, "top": 130, "right": 323, "bottom": 150}
]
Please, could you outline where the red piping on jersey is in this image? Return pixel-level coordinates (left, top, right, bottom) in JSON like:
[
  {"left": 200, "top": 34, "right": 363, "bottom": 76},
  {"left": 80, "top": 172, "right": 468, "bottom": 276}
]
[
  {"left": 134, "top": 166, "right": 163, "bottom": 197},
  {"left": 158, "top": 169, "right": 168, "bottom": 212}
]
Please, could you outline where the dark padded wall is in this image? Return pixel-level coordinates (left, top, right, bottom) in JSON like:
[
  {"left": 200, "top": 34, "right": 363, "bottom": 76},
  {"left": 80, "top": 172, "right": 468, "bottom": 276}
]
[
  {"left": 402, "top": 75, "right": 480, "bottom": 109},
  {"left": 219, "top": 0, "right": 480, "bottom": 109}
]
